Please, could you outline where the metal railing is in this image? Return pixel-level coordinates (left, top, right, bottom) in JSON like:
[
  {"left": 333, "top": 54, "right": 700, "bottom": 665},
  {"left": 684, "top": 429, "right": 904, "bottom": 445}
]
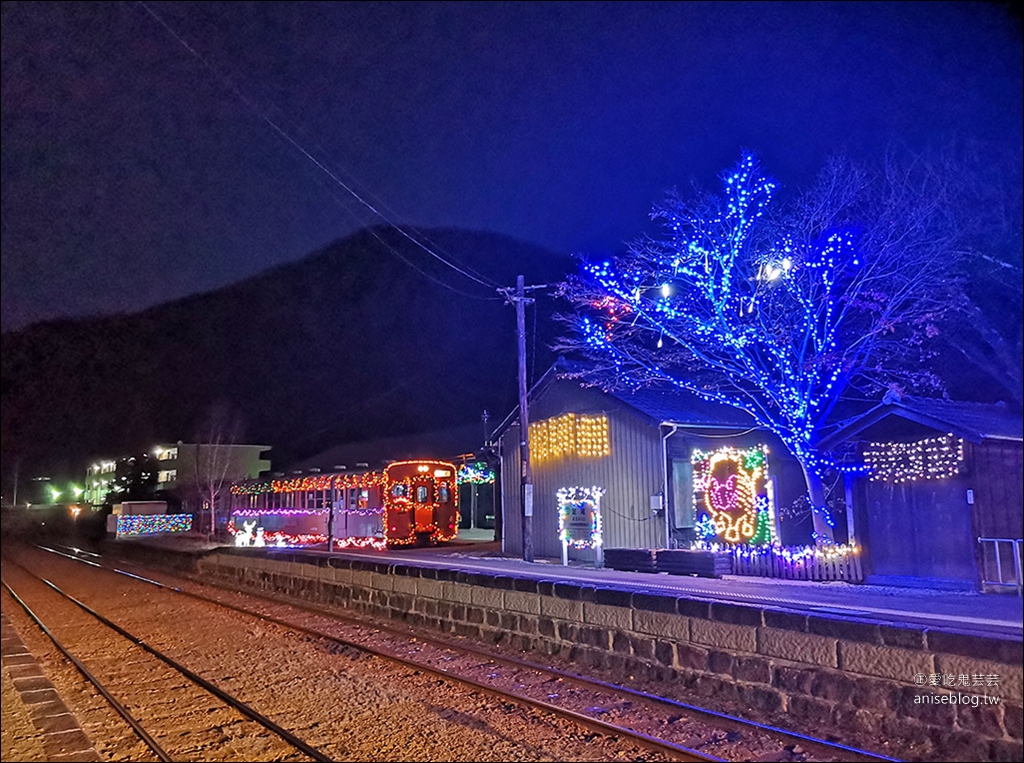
[{"left": 977, "top": 537, "right": 1023, "bottom": 594}]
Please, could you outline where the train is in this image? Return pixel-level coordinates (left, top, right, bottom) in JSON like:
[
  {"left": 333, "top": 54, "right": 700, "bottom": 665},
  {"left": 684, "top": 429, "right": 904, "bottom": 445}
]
[{"left": 228, "top": 459, "right": 460, "bottom": 550}]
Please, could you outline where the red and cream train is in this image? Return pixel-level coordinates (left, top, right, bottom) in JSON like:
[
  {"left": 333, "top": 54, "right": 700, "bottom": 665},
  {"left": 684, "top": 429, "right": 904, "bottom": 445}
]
[{"left": 229, "top": 460, "right": 460, "bottom": 550}]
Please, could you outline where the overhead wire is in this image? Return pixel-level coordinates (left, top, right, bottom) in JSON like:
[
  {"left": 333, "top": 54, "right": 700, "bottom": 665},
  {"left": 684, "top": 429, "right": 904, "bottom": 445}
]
[
  {"left": 290, "top": 135, "right": 501, "bottom": 292},
  {"left": 307, "top": 173, "right": 502, "bottom": 300},
  {"left": 251, "top": 88, "right": 501, "bottom": 293},
  {"left": 134, "top": 1, "right": 502, "bottom": 296}
]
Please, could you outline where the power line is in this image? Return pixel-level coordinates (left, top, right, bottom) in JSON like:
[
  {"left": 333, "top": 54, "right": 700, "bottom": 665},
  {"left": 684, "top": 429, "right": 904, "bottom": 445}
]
[
  {"left": 308, "top": 173, "right": 500, "bottom": 300},
  {"left": 284, "top": 131, "right": 501, "bottom": 292},
  {"left": 134, "top": 1, "right": 501, "bottom": 294}
]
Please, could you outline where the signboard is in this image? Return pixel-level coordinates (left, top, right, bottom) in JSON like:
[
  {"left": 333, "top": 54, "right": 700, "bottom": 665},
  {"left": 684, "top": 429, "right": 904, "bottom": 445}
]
[{"left": 556, "top": 486, "right": 605, "bottom": 568}]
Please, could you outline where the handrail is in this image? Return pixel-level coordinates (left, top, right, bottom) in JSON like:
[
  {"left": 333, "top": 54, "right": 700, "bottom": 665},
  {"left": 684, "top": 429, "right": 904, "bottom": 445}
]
[{"left": 977, "top": 537, "right": 1023, "bottom": 595}]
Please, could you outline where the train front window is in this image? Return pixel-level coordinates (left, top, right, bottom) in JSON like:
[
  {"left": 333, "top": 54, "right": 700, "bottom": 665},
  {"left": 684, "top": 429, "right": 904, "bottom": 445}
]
[
  {"left": 438, "top": 485, "right": 450, "bottom": 503},
  {"left": 392, "top": 484, "right": 408, "bottom": 498},
  {"left": 415, "top": 485, "right": 430, "bottom": 503}
]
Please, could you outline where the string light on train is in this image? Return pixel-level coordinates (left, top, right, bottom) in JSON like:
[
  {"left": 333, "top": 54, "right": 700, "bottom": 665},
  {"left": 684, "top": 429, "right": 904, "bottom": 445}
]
[
  {"left": 231, "top": 472, "right": 387, "bottom": 496},
  {"left": 334, "top": 536, "right": 388, "bottom": 552},
  {"left": 232, "top": 508, "right": 327, "bottom": 517},
  {"left": 229, "top": 460, "right": 458, "bottom": 548}
]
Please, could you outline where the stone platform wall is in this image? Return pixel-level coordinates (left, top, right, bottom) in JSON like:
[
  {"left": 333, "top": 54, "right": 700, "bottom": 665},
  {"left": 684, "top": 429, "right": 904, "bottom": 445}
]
[{"left": 117, "top": 543, "right": 1022, "bottom": 762}]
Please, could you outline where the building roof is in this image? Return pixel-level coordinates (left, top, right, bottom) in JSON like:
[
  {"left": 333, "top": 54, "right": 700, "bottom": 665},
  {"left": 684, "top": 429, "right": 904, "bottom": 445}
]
[
  {"left": 490, "top": 358, "right": 756, "bottom": 440},
  {"left": 819, "top": 394, "right": 1024, "bottom": 447},
  {"left": 491, "top": 358, "right": 1024, "bottom": 449},
  {"left": 604, "top": 385, "right": 755, "bottom": 428}
]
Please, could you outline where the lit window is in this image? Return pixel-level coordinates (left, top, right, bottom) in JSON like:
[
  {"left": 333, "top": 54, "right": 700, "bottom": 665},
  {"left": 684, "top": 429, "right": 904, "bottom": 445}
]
[{"left": 415, "top": 486, "right": 430, "bottom": 503}]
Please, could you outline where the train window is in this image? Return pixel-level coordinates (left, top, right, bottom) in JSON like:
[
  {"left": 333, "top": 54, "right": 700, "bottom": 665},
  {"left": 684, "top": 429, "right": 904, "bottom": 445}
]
[
  {"left": 358, "top": 489, "right": 369, "bottom": 509},
  {"left": 392, "top": 484, "right": 408, "bottom": 498},
  {"left": 438, "top": 485, "right": 450, "bottom": 503},
  {"left": 415, "top": 485, "right": 430, "bottom": 503}
]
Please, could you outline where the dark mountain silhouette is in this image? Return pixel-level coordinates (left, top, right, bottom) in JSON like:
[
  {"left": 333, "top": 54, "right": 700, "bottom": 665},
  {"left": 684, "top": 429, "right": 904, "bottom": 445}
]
[{"left": 1, "top": 227, "right": 572, "bottom": 488}]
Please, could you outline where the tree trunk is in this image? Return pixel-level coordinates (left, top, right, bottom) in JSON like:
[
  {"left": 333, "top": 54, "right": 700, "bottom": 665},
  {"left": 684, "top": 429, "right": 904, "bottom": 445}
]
[{"left": 802, "top": 465, "right": 835, "bottom": 544}]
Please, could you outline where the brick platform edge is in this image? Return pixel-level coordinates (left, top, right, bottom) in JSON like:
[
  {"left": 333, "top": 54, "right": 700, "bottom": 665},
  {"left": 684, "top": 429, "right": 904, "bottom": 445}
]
[
  {"left": 115, "top": 542, "right": 1024, "bottom": 763},
  {"left": 0, "top": 613, "right": 102, "bottom": 762}
]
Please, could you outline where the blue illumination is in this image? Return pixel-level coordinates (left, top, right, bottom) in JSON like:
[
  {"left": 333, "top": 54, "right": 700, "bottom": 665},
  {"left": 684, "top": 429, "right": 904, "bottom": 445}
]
[{"left": 561, "top": 154, "right": 904, "bottom": 542}]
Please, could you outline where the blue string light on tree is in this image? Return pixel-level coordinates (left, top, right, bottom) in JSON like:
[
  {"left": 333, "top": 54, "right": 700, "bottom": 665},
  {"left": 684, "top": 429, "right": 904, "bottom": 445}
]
[{"left": 562, "top": 153, "right": 963, "bottom": 547}]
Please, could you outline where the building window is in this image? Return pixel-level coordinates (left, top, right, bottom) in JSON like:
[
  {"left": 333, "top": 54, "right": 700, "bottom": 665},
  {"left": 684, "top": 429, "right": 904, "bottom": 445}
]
[{"left": 158, "top": 470, "right": 177, "bottom": 484}]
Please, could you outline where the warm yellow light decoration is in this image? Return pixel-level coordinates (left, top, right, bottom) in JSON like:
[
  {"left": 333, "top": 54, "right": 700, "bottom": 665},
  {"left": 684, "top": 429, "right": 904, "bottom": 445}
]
[
  {"left": 863, "top": 433, "right": 963, "bottom": 483},
  {"left": 530, "top": 413, "right": 610, "bottom": 461}
]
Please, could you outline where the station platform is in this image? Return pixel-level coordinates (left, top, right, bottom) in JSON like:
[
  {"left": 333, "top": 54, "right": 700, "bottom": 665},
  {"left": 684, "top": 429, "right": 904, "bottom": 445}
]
[{"left": 117, "top": 533, "right": 1022, "bottom": 640}]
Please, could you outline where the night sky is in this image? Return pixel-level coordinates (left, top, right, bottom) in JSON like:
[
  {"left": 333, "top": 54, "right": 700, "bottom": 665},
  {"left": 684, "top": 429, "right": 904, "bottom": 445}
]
[{"left": 2, "top": 1, "right": 1021, "bottom": 331}]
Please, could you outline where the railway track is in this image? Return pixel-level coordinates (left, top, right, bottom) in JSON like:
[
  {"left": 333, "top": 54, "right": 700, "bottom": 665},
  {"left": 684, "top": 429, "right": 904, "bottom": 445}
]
[
  {"left": 23, "top": 542, "right": 901, "bottom": 761},
  {"left": 4, "top": 544, "right": 705, "bottom": 763},
  {"left": 1, "top": 559, "right": 335, "bottom": 762}
]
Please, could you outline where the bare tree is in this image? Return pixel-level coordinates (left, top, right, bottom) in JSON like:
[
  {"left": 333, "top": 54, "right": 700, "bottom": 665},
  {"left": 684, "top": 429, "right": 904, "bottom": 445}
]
[
  {"left": 193, "top": 403, "right": 244, "bottom": 538},
  {"left": 559, "top": 152, "right": 968, "bottom": 543},
  {"left": 940, "top": 142, "right": 1023, "bottom": 407}
]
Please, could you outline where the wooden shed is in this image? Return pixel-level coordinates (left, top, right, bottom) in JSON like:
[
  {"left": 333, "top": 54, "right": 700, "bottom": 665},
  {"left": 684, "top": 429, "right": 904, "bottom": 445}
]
[{"left": 821, "top": 395, "right": 1024, "bottom": 591}]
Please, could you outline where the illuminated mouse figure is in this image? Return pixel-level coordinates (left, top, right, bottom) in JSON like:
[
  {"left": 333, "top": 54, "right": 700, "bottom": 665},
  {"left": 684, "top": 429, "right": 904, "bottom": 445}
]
[{"left": 693, "top": 446, "right": 769, "bottom": 544}]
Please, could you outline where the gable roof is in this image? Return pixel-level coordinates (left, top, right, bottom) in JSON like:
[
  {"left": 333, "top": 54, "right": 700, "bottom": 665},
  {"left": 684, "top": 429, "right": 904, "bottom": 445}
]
[
  {"left": 603, "top": 385, "right": 755, "bottom": 428},
  {"left": 490, "top": 358, "right": 756, "bottom": 440},
  {"left": 819, "top": 394, "right": 1023, "bottom": 448}
]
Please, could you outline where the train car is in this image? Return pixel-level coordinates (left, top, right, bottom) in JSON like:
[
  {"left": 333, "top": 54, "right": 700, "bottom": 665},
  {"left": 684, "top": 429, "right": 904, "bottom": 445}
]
[{"left": 228, "top": 459, "right": 459, "bottom": 550}]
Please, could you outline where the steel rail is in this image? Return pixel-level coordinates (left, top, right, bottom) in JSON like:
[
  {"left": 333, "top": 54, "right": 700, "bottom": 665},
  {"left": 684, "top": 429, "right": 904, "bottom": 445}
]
[
  {"left": 5, "top": 556, "right": 335, "bottom": 763},
  {"left": 33, "top": 543, "right": 717, "bottom": 761},
  {"left": 59, "top": 543, "right": 902, "bottom": 763},
  {"left": 1, "top": 578, "right": 174, "bottom": 762}
]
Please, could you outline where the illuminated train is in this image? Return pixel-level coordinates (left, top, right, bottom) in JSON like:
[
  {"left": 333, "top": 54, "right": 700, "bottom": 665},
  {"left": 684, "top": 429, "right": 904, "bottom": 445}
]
[{"left": 228, "top": 460, "right": 459, "bottom": 550}]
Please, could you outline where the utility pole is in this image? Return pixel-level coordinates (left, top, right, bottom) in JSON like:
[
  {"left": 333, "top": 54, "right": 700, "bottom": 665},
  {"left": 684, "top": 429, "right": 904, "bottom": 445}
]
[
  {"left": 499, "top": 276, "right": 548, "bottom": 563},
  {"left": 514, "top": 275, "right": 534, "bottom": 562},
  {"left": 11, "top": 456, "right": 19, "bottom": 509}
]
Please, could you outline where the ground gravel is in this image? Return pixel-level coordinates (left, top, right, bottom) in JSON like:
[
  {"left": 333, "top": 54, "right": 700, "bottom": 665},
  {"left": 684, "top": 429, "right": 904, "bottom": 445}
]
[{"left": 2, "top": 543, "right": 679, "bottom": 762}]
